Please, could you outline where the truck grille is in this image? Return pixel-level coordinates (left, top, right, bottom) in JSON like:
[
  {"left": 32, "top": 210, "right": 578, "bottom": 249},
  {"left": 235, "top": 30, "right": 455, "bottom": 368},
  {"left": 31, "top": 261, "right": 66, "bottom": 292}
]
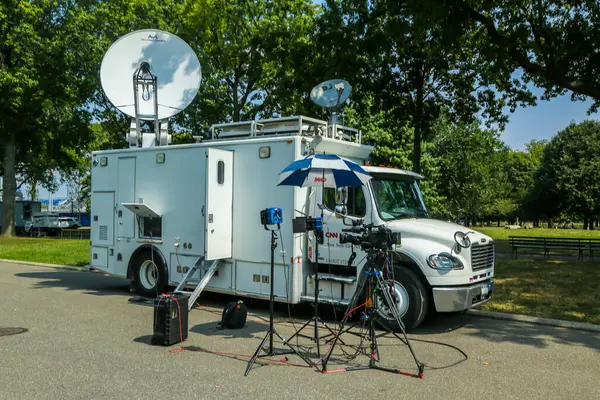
[{"left": 471, "top": 242, "right": 494, "bottom": 271}]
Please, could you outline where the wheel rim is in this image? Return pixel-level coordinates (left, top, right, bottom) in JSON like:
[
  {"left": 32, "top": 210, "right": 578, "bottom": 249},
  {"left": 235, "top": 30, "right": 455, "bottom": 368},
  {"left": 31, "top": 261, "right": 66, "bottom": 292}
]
[
  {"left": 376, "top": 280, "right": 410, "bottom": 321},
  {"left": 139, "top": 260, "right": 159, "bottom": 290}
]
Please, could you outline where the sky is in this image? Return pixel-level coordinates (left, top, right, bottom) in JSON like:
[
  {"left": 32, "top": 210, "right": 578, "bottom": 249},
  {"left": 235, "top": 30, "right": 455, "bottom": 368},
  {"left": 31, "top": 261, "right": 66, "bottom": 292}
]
[{"left": 497, "top": 87, "right": 598, "bottom": 150}]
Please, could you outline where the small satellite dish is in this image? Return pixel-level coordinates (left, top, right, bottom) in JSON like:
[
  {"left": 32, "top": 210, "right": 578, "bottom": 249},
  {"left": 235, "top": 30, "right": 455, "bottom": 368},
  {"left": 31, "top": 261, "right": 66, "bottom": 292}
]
[
  {"left": 100, "top": 29, "right": 201, "bottom": 121},
  {"left": 310, "top": 79, "right": 352, "bottom": 108}
]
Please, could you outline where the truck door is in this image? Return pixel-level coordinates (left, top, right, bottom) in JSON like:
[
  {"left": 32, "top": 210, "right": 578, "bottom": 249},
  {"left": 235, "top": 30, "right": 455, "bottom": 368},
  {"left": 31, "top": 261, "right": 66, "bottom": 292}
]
[
  {"left": 117, "top": 157, "right": 136, "bottom": 239},
  {"left": 319, "top": 185, "right": 369, "bottom": 266},
  {"left": 205, "top": 148, "right": 234, "bottom": 260}
]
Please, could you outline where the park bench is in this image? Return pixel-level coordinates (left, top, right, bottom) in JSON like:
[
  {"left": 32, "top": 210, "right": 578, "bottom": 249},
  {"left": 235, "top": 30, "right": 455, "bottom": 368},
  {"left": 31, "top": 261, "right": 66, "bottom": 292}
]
[{"left": 508, "top": 236, "right": 600, "bottom": 261}]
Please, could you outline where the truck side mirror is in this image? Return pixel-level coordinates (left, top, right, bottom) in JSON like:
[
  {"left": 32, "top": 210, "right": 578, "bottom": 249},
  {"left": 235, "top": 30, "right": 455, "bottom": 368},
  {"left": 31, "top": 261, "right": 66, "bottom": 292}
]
[
  {"left": 334, "top": 205, "right": 347, "bottom": 218},
  {"left": 335, "top": 187, "right": 347, "bottom": 205}
]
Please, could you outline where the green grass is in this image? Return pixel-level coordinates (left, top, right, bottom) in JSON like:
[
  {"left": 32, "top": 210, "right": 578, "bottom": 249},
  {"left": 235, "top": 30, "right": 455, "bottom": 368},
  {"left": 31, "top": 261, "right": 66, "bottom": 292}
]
[
  {"left": 470, "top": 226, "right": 600, "bottom": 241},
  {"left": 481, "top": 258, "right": 600, "bottom": 325},
  {"left": 0, "top": 237, "right": 89, "bottom": 267}
]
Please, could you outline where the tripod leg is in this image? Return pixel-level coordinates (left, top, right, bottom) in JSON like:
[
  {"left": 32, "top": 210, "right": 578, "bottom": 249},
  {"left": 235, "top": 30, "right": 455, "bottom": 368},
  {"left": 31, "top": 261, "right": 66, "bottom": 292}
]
[
  {"left": 245, "top": 330, "right": 272, "bottom": 376},
  {"left": 373, "top": 272, "right": 424, "bottom": 374}
]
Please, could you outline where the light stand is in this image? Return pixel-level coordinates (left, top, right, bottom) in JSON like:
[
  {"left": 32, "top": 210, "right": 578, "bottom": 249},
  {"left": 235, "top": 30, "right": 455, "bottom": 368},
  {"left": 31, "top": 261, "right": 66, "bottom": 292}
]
[
  {"left": 287, "top": 207, "right": 339, "bottom": 361},
  {"left": 321, "top": 248, "right": 424, "bottom": 378},
  {"left": 245, "top": 209, "right": 315, "bottom": 376}
]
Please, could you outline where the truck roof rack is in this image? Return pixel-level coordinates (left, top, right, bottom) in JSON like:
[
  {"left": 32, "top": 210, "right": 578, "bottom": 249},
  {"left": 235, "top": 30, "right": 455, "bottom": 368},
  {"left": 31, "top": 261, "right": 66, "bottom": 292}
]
[{"left": 209, "top": 115, "right": 362, "bottom": 144}]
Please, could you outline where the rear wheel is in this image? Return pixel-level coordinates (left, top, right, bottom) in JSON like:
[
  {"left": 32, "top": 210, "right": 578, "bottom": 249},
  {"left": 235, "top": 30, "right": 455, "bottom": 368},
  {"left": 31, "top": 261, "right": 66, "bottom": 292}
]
[
  {"left": 375, "top": 267, "right": 429, "bottom": 331},
  {"left": 131, "top": 249, "right": 168, "bottom": 297}
]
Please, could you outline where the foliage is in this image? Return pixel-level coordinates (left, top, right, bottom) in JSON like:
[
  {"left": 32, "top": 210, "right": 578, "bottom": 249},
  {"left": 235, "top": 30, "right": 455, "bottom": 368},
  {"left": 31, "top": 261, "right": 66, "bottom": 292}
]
[
  {"left": 427, "top": 114, "right": 507, "bottom": 222},
  {"left": 430, "top": 0, "right": 600, "bottom": 113},
  {"left": 315, "top": 0, "right": 534, "bottom": 173},
  {"left": 177, "top": 0, "right": 318, "bottom": 133},
  {"left": 529, "top": 120, "right": 600, "bottom": 227}
]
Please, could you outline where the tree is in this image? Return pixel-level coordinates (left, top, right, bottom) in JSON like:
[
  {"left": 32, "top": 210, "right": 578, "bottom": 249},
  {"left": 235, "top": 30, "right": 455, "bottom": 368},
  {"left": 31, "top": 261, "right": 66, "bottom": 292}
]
[
  {"left": 428, "top": 114, "right": 507, "bottom": 224},
  {"left": 314, "top": 0, "right": 533, "bottom": 174},
  {"left": 431, "top": 0, "right": 600, "bottom": 113},
  {"left": 530, "top": 120, "right": 600, "bottom": 229},
  {"left": 177, "top": 0, "right": 318, "bottom": 133}
]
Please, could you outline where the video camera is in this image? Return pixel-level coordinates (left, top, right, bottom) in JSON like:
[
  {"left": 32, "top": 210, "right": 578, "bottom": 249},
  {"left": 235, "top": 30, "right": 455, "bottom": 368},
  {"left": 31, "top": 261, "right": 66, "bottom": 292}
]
[{"left": 339, "top": 219, "right": 400, "bottom": 252}]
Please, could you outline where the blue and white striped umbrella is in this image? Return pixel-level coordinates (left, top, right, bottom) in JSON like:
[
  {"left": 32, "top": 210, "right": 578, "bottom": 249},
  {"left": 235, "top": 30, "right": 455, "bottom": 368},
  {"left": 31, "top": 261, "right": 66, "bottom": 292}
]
[{"left": 278, "top": 154, "right": 372, "bottom": 188}]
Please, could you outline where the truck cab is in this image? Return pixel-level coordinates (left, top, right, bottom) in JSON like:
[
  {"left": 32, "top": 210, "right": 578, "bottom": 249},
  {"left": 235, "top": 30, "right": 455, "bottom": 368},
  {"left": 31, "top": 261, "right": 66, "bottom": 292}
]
[{"left": 313, "top": 165, "right": 494, "bottom": 329}]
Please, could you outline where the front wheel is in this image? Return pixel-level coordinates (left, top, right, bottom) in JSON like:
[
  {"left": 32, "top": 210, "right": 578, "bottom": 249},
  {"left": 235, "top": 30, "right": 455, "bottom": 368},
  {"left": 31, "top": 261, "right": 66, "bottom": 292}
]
[
  {"left": 375, "top": 267, "right": 429, "bottom": 331},
  {"left": 131, "top": 249, "right": 168, "bottom": 298}
]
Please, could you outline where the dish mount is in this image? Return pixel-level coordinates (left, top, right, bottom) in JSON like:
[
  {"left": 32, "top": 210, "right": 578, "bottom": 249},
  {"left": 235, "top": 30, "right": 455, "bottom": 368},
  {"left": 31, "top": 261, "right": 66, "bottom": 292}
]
[{"left": 100, "top": 29, "right": 202, "bottom": 148}]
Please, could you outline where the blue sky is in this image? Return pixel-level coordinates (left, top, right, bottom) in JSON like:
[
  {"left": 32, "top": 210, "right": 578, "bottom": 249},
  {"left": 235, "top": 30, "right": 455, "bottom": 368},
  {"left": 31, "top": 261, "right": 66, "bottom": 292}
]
[{"left": 497, "top": 87, "right": 598, "bottom": 150}]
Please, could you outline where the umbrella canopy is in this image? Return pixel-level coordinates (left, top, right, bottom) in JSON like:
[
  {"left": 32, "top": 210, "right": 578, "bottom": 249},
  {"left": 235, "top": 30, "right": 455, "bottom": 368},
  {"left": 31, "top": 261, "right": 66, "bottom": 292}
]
[{"left": 278, "top": 154, "right": 372, "bottom": 188}]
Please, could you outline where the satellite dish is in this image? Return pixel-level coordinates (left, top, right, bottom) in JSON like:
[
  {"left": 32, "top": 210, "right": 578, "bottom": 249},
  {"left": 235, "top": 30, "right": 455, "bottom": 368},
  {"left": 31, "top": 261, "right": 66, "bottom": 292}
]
[
  {"left": 310, "top": 79, "right": 351, "bottom": 108},
  {"left": 100, "top": 29, "right": 201, "bottom": 121}
]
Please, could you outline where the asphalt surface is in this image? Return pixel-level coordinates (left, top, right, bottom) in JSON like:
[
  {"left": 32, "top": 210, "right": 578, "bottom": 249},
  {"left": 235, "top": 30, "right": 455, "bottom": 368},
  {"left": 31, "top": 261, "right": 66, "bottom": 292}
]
[{"left": 1, "top": 261, "right": 599, "bottom": 400}]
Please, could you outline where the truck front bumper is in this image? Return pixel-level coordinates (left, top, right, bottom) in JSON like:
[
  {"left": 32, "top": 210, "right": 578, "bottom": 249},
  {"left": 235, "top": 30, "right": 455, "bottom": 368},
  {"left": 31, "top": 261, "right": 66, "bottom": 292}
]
[{"left": 432, "top": 279, "right": 493, "bottom": 312}]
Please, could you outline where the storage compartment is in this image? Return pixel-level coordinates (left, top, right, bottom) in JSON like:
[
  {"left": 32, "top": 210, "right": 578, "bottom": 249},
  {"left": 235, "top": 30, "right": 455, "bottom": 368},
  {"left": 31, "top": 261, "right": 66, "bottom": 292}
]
[
  {"left": 91, "top": 192, "right": 115, "bottom": 246},
  {"left": 91, "top": 246, "right": 109, "bottom": 269}
]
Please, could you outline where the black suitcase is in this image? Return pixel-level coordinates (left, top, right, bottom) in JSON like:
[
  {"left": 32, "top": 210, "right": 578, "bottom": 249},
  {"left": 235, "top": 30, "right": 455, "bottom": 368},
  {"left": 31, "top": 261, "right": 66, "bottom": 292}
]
[{"left": 151, "top": 293, "right": 189, "bottom": 346}]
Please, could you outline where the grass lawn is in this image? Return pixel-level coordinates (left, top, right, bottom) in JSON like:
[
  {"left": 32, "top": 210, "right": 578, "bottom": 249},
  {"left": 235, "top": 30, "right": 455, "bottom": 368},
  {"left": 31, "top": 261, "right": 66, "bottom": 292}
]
[
  {"left": 481, "top": 258, "right": 600, "bottom": 325},
  {"left": 470, "top": 226, "right": 600, "bottom": 241},
  {"left": 0, "top": 237, "right": 89, "bottom": 267}
]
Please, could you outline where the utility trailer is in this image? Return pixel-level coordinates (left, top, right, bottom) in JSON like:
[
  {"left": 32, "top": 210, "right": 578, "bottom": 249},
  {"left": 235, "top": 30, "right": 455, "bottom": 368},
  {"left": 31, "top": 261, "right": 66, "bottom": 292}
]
[{"left": 90, "top": 115, "right": 495, "bottom": 329}]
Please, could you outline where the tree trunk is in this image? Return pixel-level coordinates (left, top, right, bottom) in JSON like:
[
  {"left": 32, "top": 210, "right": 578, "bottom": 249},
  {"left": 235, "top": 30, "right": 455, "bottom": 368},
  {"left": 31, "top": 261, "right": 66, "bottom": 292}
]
[
  {"left": 548, "top": 219, "right": 553, "bottom": 229},
  {"left": 497, "top": 219, "right": 500, "bottom": 227},
  {"left": 1, "top": 133, "right": 17, "bottom": 237},
  {"left": 596, "top": 219, "right": 599, "bottom": 228},
  {"left": 583, "top": 216, "right": 589, "bottom": 230},
  {"left": 30, "top": 180, "right": 37, "bottom": 201},
  {"left": 412, "top": 61, "right": 425, "bottom": 174}
]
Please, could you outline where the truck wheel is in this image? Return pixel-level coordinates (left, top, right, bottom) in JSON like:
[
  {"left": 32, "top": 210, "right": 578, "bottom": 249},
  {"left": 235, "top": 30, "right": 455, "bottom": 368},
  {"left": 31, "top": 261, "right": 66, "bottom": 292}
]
[
  {"left": 375, "top": 267, "right": 428, "bottom": 331},
  {"left": 131, "top": 250, "right": 168, "bottom": 298}
]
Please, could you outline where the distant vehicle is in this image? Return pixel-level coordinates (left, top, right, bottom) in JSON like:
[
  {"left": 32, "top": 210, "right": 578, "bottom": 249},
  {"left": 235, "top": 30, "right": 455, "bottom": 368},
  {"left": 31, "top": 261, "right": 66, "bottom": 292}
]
[
  {"left": 59, "top": 217, "right": 80, "bottom": 229},
  {"left": 30, "top": 212, "right": 60, "bottom": 236}
]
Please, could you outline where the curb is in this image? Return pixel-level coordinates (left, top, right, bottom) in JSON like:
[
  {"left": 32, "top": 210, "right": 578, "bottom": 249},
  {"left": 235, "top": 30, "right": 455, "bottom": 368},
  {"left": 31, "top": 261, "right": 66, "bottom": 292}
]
[
  {"left": 467, "top": 309, "right": 600, "bottom": 333},
  {"left": 0, "top": 258, "right": 86, "bottom": 272}
]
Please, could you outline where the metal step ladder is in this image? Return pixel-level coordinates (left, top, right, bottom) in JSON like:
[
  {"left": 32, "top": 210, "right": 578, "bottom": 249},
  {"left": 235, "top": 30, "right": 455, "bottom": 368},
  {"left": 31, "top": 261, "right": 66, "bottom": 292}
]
[{"left": 173, "top": 257, "right": 222, "bottom": 311}]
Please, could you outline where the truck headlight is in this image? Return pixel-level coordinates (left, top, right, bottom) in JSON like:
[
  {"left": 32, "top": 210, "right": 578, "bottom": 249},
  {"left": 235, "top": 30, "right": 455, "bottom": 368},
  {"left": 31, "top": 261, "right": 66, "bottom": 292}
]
[
  {"left": 427, "top": 252, "right": 464, "bottom": 270},
  {"left": 454, "top": 231, "right": 471, "bottom": 248}
]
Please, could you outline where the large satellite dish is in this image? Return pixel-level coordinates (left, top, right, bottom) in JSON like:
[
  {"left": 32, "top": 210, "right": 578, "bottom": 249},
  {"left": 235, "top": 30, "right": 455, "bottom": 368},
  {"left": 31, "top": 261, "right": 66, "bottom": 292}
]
[
  {"left": 310, "top": 79, "right": 351, "bottom": 108},
  {"left": 100, "top": 29, "right": 201, "bottom": 121}
]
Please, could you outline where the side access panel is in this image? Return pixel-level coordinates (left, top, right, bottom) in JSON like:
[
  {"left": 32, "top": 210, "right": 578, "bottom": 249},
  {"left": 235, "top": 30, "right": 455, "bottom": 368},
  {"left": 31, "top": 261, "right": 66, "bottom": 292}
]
[
  {"left": 91, "top": 192, "right": 115, "bottom": 247},
  {"left": 205, "top": 148, "right": 234, "bottom": 261}
]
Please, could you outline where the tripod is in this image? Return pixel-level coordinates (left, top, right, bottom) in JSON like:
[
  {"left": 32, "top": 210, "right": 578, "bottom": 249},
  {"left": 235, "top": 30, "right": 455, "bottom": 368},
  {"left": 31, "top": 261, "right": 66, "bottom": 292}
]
[
  {"left": 321, "top": 249, "right": 424, "bottom": 377},
  {"left": 245, "top": 227, "right": 315, "bottom": 376},
  {"left": 286, "top": 227, "right": 340, "bottom": 360}
]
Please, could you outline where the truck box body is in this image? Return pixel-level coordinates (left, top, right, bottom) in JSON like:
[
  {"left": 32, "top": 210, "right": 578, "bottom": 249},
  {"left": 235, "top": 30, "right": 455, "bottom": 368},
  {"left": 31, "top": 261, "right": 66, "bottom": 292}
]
[{"left": 90, "top": 115, "right": 495, "bottom": 329}]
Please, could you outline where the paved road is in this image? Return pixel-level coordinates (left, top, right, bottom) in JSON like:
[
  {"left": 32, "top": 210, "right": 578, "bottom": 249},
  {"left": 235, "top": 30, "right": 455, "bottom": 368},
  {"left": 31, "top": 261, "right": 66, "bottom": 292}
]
[{"left": 1, "top": 261, "right": 599, "bottom": 400}]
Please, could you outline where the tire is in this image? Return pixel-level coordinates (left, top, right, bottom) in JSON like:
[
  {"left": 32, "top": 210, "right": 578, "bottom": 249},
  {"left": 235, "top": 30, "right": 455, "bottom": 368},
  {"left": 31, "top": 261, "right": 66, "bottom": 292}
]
[
  {"left": 131, "top": 249, "right": 168, "bottom": 298},
  {"left": 374, "top": 267, "right": 429, "bottom": 331}
]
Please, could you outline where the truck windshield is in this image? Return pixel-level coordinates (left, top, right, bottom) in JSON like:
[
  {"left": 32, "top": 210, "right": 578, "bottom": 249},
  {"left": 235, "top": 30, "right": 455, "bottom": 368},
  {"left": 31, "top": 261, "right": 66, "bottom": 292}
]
[{"left": 370, "top": 176, "right": 429, "bottom": 220}]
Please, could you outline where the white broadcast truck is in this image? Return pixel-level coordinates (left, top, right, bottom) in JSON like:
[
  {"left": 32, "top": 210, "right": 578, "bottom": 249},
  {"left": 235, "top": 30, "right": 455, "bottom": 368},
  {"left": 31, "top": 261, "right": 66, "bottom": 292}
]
[{"left": 89, "top": 115, "right": 494, "bottom": 329}]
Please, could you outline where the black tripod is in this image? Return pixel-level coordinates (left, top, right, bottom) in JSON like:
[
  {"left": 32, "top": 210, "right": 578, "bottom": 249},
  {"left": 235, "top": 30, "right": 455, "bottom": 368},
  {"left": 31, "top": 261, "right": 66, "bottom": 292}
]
[
  {"left": 321, "top": 249, "right": 424, "bottom": 377},
  {"left": 286, "top": 226, "right": 340, "bottom": 360},
  {"left": 245, "top": 226, "right": 315, "bottom": 376}
]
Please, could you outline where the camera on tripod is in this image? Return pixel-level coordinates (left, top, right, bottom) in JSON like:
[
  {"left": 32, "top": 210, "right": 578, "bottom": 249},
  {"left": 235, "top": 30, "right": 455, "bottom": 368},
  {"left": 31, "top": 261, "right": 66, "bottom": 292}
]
[{"left": 339, "top": 218, "right": 400, "bottom": 251}]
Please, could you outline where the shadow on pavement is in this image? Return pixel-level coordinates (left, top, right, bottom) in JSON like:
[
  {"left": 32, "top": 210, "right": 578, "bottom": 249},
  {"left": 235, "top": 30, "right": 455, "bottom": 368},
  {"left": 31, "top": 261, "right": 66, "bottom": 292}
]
[
  {"left": 462, "top": 316, "right": 600, "bottom": 351},
  {"left": 14, "top": 269, "right": 600, "bottom": 352},
  {"left": 15, "top": 270, "right": 131, "bottom": 296},
  {"left": 190, "top": 320, "right": 268, "bottom": 339}
]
